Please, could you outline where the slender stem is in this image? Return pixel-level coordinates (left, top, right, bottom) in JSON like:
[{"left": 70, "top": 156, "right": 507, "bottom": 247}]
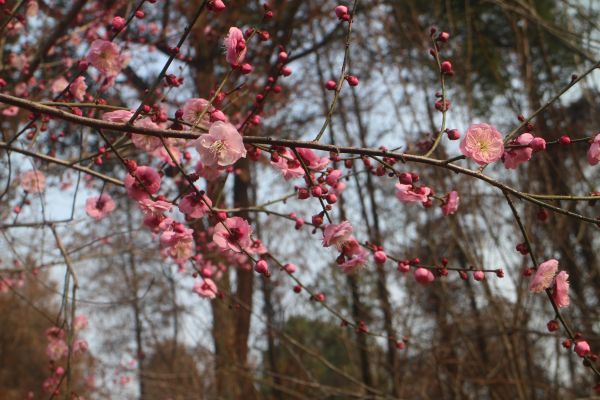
[
  {"left": 424, "top": 36, "right": 449, "bottom": 157},
  {"left": 503, "top": 192, "right": 600, "bottom": 378},
  {"left": 128, "top": 1, "right": 208, "bottom": 123},
  {"left": 313, "top": 0, "right": 360, "bottom": 142},
  {"left": 504, "top": 60, "right": 600, "bottom": 143},
  {"left": 0, "top": 141, "right": 123, "bottom": 186}
]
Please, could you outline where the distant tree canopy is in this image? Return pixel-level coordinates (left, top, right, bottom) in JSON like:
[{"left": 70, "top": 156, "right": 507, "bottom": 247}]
[{"left": 0, "top": 0, "right": 599, "bottom": 399}]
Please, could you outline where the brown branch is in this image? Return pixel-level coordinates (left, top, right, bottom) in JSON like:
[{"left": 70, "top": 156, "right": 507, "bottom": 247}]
[
  {"left": 0, "top": 93, "right": 598, "bottom": 225},
  {"left": 0, "top": 140, "right": 123, "bottom": 186}
]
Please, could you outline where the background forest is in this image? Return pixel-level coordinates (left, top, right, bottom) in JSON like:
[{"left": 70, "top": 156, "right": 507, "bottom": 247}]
[{"left": 0, "top": 0, "right": 599, "bottom": 399}]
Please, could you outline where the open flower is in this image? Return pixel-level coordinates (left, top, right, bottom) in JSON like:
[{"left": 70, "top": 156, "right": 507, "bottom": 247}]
[
  {"left": 396, "top": 183, "right": 431, "bottom": 203},
  {"left": 296, "top": 148, "right": 330, "bottom": 171},
  {"left": 193, "top": 278, "right": 218, "bottom": 299},
  {"left": 2, "top": 106, "right": 18, "bottom": 117},
  {"left": 194, "top": 121, "right": 246, "bottom": 167},
  {"left": 178, "top": 192, "right": 212, "bottom": 218},
  {"left": 138, "top": 198, "right": 172, "bottom": 217},
  {"left": 587, "top": 133, "right": 600, "bottom": 166},
  {"left": 271, "top": 148, "right": 304, "bottom": 180},
  {"left": 51, "top": 76, "right": 68, "bottom": 94},
  {"left": 503, "top": 133, "right": 533, "bottom": 169},
  {"left": 20, "top": 170, "right": 46, "bottom": 193},
  {"left": 249, "top": 239, "right": 268, "bottom": 255},
  {"left": 102, "top": 109, "right": 134, "bottom": 123},
  {"left": 124, "top": 166, "right": 161, "bottom": 201},
  {"left": 460, "top": 123, "right": 504, "bottom": 165},
  {"left": 46, "top": 339, "right": 68, "bottom": 361},
  {"left": 441, "top": 191, "right": 459, "bottom": 215},
  {"left": 322, "top": 221, "right": 353, "bottom": 250},
  {"left": 529, "top": 259, "right": 558, "bottom": 293},
  {"left": 552, "top": 271, "right": 570, "bottom": 308},
  {"left": 182, "top": 98, "right": 213, "bottom": 127},
  {"left": 85, "top": 194, "right": 116, "bottom": 220},
  {"left": 213, "top": 217, "right": 253, "bottom": 253},
  {"left": 69, "top": 76, "right": 87, "bottom": 101},
  {"left": 131, "top": 118, "right": 162, "bottom": 152},
  {"left": 338, "top": 247, "right": 369, "bottom": 273},
  {"left": 87, "top": 39, "right": 122, "bottom": 76},
  {"left": 326, "top": 169, "right": 343, "bottom": 186},
  {"left": 224, "top": 27, "right": 247, "bottom": 66},
  {"left": 161, "top": 225, "right": 194, "bottom": 263}
]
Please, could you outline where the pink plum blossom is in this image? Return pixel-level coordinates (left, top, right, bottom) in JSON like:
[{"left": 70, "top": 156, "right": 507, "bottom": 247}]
[
  {"left": 296, "top": 148, "right": 330, "bottom": 171},
  {"left": 144, "top": 215, "right": 172, "bottom": 233},
  {"left": 552, "top": 271, "right": 570, "bottom": 308},
  {"left": 460, "top": 123, "right": 504, "bottom": 165},
  {"left": 1, "top": 106, "right": 18, "bottom": 117},
  {"left": 194, "top": 121, "right": 246, "bottom": 167},
  {"left": 336, "top": 237, "right": 369, "bottom": 273},
  {"left": 284, "top": 263, "right": 297, "bottom": 273},
  {"left": 178, "top": 192, "right": 212, "bottom": 218},
  {"left": 395, "top": 183, "right": 431, "bottom": 203},
  {"left": 208, "top": 0, "right": 226, "bottom": 12},
  {"left": 224, "top": 27, "right": 247, "bottom": 66},
  {"left": 335, "top": 5, "right": 349, "bottom": 19},
  {"left": 69, "top": 76, "right": 87, "bottom": 101},
  {"left": 74, "top": 315, "right": 88, "bottom": 331},
  {"left": 182, "top": 98, "right": 213, "bottom": 127},
  {"left": 339, "top": 247, "right": 369, "bottom": 274},
  {"left": 85, "top": 194, "right": 116, "bottom": 220},
  {"left": 213, "top": 217, "right": 253, "bottom": 253},
  {"left": 414, "top": 268, "right": 435, "bottom": 284},
  {"left": 193, "top": 278, "right": 218, "bottom": 299},
  {"left": 322, "top": 221, "right": 353, "bottom": 250},
  {"left": 51, "top": 76, "right": 68, "bottom": 94},
  {"left": 20, "top": 170, "right": 46, "bottom": 193},
  {"left": 45, "top": 326, "right": 64, "bottom": 340},
  {"left": 160, "top": 225, "right": 194, "bottom": 263},
  {"left": 326, "top": 169, "right": 343, "bottom": 186},
  {"left": 124, "top": 166, "right": 161, "bottom": 201},
  {"left": 74, "top": 339, "right": 89, "bottom": 354},
  {"left": 42, "top": 376, "right": 59, "bottom": 393},
  {"left": 249, "top": 239, "right": 268, "bottom": 255},
  {"left": 441, "top": 191, "right": 459, "bottom": 215},
  {"left": 271, "top": 148, "right": 304, "bottom": 180},
  {"left": 102, "top": 109, "right": 134, "bottom": 123},
  {"left": 588, "top": 133, "right": 600, "bottom": 165},
  {"left": 87, "top": 39, "right": 122, "bottom": 76},
  {"left": 138, "top": 198, "right": 172, "bottom": 216},
  {"left": 195, "top": 160, "right": 223, "bottom": 181},
  {"left": 529, "top": 259, "right": 558, "bottom": 293},
  {"left": 575, "top": 340, "right": 590, "bottom": 357},
  {"left": 46, "top": 339, "right": 68, "bottom": 361},
  {"left": 131, "top": 118, "right": 162, "bottom": 152},
  {"left": 503, "top": 133, "right": 533, "bottom": 169},
  {"left": 473, "top": 271, "right": 485, "bottom": 281}
]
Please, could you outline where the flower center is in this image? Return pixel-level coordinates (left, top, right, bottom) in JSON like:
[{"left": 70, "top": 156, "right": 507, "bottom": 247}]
[
  {"left": 210, "top": 140, "right": 226, "bottom": 156},
  {"left": 478, "top": 140, "right": 490, "bottom": 154},
  {"left": 228, "top": 227, "right": 242, "bottom": 243}
]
